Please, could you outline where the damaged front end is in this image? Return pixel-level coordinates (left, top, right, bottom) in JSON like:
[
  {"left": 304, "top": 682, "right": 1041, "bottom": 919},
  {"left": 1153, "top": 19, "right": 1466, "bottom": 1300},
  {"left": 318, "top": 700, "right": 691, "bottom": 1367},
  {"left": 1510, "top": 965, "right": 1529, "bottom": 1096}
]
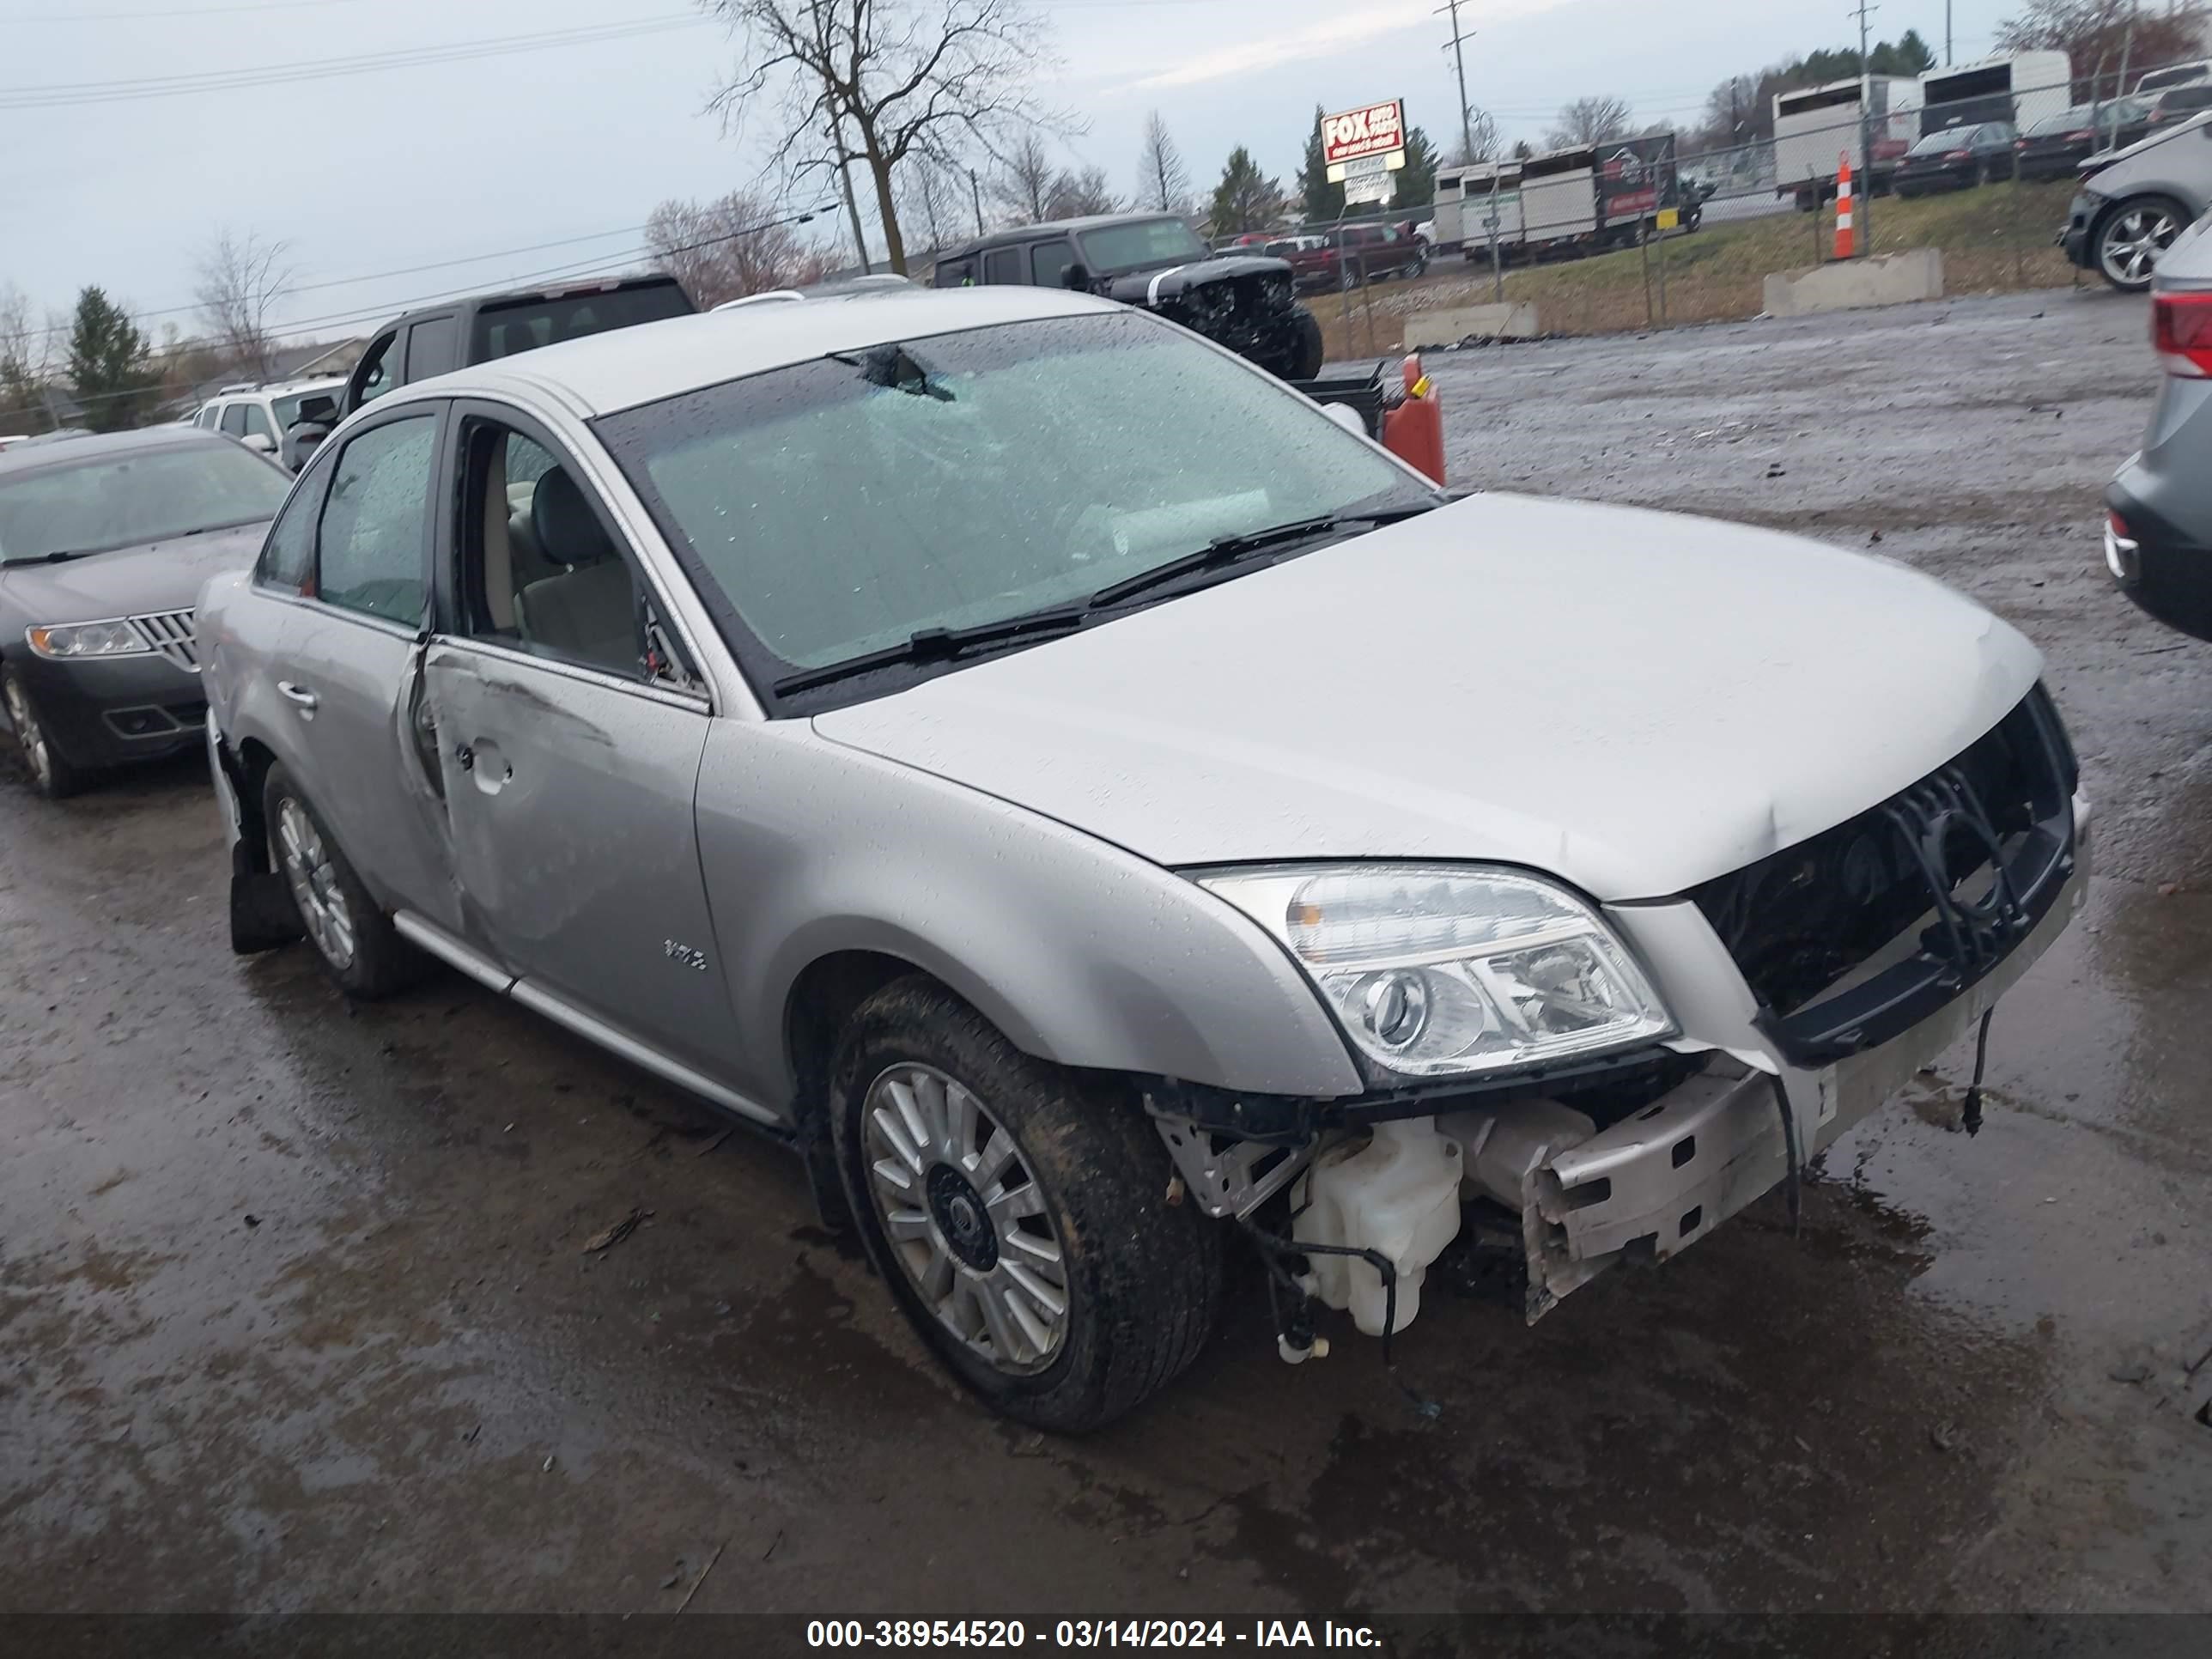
[
  {"left": 1150, "top": 685, "right": 2090, "bottom": 1361},
  {"left": 1104, "top": 257, "right": 1320, "bottom": 382}
]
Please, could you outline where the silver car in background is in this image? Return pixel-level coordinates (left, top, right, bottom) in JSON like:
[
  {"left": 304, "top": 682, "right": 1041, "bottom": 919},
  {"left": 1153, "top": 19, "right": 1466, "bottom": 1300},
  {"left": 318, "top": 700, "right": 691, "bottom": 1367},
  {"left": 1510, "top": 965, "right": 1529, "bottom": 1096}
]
[{"left": 200, "top": 286, "right": 2087, "bottom": 1430}]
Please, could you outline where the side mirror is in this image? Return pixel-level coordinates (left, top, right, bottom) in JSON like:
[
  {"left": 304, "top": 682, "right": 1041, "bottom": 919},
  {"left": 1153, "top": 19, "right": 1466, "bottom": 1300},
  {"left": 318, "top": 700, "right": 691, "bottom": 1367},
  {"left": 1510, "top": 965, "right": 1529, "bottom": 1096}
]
[
  {"left": 1061, "top": 261, "right": 1093, "bottom": 291},
  {"left": 287, "top": 422, "right": 330, "bottom": 465},
  {"left": 240, "top": 432, "right": 276, "bottom": 454}
]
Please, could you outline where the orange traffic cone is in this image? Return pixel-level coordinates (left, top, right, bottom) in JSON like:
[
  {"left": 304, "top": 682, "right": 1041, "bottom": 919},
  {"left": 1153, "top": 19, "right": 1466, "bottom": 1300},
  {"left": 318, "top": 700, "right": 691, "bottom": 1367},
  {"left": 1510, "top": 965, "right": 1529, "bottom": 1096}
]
[
  {"left": 1833, "top": 150, "right": 1856, "bottom": 259},
  {"left": 1382, "top": 353, "right": 1445, "bottom": 484}
]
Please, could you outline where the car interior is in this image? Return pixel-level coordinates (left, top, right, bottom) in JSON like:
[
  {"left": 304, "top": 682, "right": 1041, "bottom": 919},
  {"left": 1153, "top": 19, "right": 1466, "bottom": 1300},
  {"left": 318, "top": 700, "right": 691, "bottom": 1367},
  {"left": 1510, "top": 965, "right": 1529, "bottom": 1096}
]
[{"left": 464, "top": 424, "right": 653, "bottom": 680}]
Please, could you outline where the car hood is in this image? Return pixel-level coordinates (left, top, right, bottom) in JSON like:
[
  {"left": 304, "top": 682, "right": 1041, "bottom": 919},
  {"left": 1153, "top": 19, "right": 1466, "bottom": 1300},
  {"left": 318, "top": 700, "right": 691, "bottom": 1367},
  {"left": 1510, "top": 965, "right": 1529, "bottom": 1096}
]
[
  {"left": 0, "top": 521, "right": 268, "bottom": 623},
  {"left": 2083, "top": 109, "right": 2212, "bottom": 176},
  {"left": 1100, "top": 255, "right": 1294, "bottom": 304},
  {"left": 812, "top": 494, "right": 2043, "bottom": 902}
]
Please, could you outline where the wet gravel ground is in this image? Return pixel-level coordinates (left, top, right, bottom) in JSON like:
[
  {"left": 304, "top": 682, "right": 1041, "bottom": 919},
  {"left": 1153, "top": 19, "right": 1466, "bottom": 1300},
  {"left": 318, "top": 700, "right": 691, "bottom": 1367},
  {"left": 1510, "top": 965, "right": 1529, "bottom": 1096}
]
[{"left": 3, "top": 287, "right": 2209, "bottom": 1626}]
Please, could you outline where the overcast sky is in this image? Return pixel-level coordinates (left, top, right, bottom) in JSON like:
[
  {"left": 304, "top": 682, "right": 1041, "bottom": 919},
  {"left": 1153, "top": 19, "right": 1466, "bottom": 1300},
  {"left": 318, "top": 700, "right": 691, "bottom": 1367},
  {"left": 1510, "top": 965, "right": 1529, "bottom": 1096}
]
[{"left": 3, "top": 0, "right": 2021, "bottom": 352}]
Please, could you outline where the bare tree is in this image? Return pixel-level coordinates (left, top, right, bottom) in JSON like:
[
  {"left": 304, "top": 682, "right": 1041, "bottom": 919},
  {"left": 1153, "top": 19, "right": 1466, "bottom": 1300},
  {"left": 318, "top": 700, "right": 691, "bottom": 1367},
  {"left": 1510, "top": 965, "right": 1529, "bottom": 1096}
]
[
  {"left": 994, "top": 129, "right": 1056, "bottom": 221},
  {"left": 1996, "top": 0, "right": 2197, "bottom": 99},
  {"left": 193, "top": 228, "right": 295, "bottom": 380},
  {"left": 1047, "top": 164, "right": 1118, "bottom": 218},
  {"left": 0, "top": 282, "right": 43, "bottom": 412},
  {"left": 707, "top": 0, "right": 1066, "bottom": 276},
  {"left": 645, "top": 192, "right": 826, "bottom": 307},
  {"left": 1547, "top": 95, "right": 1633, "bottom": 150},
  {"left": 1445, "top": 107, "right": 1500, "bottom": 166},
  {"left": 1136, "top": 110, "right": 1191, "bottom": 212},
  {"left": 900, "top": 156, "right": 964, "bottom": 252}
]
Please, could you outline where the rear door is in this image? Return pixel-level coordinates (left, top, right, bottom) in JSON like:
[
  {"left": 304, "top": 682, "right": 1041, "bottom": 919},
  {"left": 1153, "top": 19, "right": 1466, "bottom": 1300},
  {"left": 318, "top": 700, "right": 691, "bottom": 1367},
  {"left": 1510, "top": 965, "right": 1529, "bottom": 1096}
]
[
  {"left": 274, "top": 400, "right": 463, "bottom": 932},
  {"left": 419, "top": 401, "right": 738, "bottom": 1074}
]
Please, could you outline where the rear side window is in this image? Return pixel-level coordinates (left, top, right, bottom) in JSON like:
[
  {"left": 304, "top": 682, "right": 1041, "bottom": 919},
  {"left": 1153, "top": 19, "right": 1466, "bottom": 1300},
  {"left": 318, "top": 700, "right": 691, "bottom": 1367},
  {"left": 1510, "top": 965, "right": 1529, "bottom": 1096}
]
[
  {"left": 470, "top": 283, "right": 692, "bottom": 362},
  {"left": 220, "top": 404, "right": 248, "bottom": 436},
  {"left": 981, "top": 247, "right": 1021, "bottom": 284},
  {"left": 932, "top": 256, "right": 977, "bottom": 288},
  {"left": 404, "top": 317, "right": 459, "bottom": 380},
  {"left": 316, "top": 415, "right": 437, "bottom": 626}
]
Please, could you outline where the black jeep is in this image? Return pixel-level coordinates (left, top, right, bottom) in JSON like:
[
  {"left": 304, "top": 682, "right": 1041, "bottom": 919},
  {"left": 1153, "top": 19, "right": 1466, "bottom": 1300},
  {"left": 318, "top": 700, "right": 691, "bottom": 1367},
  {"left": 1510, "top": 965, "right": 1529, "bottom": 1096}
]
[{"left": 931, "top": 213, "right": 1325, "bottom": 382}]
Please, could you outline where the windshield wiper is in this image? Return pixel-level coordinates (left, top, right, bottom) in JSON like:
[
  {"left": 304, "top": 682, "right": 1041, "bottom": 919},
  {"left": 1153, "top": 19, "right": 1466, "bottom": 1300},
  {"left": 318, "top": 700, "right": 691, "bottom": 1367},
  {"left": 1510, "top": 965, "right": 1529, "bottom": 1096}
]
[
  {"left": 1, "top": 549, "right": 90, "bottom": 566},
  {"left": 1086, "top": 504, "right": 1437, "bottom": 609},
  {"left": 774, "top": 605, "right": 1088, "bottom": 696}
]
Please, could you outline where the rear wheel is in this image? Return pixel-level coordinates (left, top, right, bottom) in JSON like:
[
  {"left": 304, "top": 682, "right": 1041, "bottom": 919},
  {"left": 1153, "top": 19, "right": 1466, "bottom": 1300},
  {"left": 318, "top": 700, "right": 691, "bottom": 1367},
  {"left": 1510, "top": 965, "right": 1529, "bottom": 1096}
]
[
  {"left": 2096, "top": 196, "right": 2186, "bottom": 292},
  {"left": 2, "top": 665, "right": 89, "bottom": 799},
  {"left": 262, "top": 763, "right": 425, "bottom": 998},
  {"left": 1288, "top": 307, "right": 1325, "bottom": 380},
  {"left": 830, "top": 975, "right": 1223, "bottom": 1432}
]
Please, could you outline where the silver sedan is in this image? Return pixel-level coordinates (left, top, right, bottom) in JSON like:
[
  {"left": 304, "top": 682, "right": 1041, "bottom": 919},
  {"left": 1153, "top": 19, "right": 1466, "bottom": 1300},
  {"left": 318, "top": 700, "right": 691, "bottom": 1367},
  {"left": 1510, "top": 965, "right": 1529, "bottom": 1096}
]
[{"left": 200, "top": 284, "right": 2086, "bottom": 1429}]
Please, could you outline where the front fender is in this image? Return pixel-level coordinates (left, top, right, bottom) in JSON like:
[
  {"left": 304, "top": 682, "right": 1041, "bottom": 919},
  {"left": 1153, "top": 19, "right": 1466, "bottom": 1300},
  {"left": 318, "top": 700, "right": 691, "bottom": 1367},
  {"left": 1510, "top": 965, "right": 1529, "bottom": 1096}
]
[{"left": 693, "top": 720, "right": 1364, "bottom": 1109}]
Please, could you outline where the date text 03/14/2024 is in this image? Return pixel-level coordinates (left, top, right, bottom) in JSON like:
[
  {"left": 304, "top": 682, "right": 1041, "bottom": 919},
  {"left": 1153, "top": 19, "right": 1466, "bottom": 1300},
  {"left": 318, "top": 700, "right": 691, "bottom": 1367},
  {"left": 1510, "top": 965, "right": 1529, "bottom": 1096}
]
[{"left": 804, "top": 1620, "right": 1383, "bottom": 1649}]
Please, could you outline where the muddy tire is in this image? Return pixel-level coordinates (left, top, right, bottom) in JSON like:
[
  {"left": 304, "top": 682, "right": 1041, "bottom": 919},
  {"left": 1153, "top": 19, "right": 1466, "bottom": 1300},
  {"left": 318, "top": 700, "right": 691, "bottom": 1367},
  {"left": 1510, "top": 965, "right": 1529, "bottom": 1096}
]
[
  {"left": 1288, "top": 307, "right": 1325, "bottom": 380},
  {"left": 830, "top": 975, "right": 1223, "bottom": 1432},
  {"left": 261, "top": 762, "right": 425, "bottom": 1000},
  {"left": 2, "top": 665, "right": 91, "bottom": 799}
]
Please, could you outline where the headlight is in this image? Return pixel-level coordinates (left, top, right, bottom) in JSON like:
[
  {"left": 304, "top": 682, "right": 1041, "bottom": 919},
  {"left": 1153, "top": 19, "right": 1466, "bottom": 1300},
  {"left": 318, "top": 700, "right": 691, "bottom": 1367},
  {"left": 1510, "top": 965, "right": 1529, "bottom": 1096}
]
[
  {"left": 27, "top": 619, "right": 150, "bottom": 659},
  {"left": 1197, "top": 864, "right": 1674, "bottom": 1079}
]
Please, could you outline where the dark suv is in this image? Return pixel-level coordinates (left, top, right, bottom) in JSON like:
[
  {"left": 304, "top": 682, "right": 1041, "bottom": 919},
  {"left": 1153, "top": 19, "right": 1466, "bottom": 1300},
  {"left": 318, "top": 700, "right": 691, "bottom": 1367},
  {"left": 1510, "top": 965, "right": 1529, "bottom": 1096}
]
[{"left": 931, "top": 214, "right": 1324, "bottom": 381}]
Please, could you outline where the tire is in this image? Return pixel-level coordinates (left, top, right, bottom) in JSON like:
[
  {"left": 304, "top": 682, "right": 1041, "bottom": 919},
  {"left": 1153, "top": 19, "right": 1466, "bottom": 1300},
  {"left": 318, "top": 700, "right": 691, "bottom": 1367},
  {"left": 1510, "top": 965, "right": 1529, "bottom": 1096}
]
[
  {"left": 1288, "top": 306, "right": 1325, "bottom": 380},
  {"left": 830, "top": 975, "right": 1224, "bottom": 1432},
  {"left": 261, "top": 762, "right": 426, "bottom": 998},
  {"left": 2095, "top": 195, "right": 2188, "bottom": 293},
  {"left": 1408, "top": 251, "right": 1428, "bottom": 279},
  {"left": 2, "top": 664, "right": 91, "bottom": 799}
]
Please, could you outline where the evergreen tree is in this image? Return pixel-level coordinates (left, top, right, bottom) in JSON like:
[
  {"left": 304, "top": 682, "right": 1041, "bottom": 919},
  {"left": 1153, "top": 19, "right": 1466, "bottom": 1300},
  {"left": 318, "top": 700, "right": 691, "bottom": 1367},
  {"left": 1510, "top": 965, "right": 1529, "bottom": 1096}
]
[
  {"left": 1211, "top": 146, "right": 1281, "bottom": 234},
  {"left": 1394, "top": 126, "right": 1441, "bottom": 210},
  {"left": 66, "top": 286, "right": 157, "bottom": 433},
  {"left": 1299, "top": 106, "right": 1344, "bottom": 222}
]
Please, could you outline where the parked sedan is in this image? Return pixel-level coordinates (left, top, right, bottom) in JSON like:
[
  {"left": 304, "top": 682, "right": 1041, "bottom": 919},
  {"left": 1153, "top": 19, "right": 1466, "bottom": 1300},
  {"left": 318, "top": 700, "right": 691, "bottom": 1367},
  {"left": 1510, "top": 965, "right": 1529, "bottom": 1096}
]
[
  {"left": 2014, "top": 101, "right": 2150, "bottom": 183},
  {"left": 1, "top": 427, "right": 289, "bottom": 797},
  {"left": 203, "top": 285, "right": 2085, "bottom": 1431},
  {"left": 2104, "top": 212, "right": 2212, "bottom": 639},
  {"left": 1893, "top": 123, "right": 2020, "bottom": 195}
]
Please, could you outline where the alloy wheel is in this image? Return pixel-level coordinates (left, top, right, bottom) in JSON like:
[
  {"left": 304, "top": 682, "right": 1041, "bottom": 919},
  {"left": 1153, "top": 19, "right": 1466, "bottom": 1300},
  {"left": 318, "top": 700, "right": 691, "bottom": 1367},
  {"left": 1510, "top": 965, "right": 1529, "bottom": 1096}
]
[
  {"left": 2101, "top": 205, "right": 2179, "bottom": 288},
  {"left": 3, "top": 675, "right": 51, "bottom": 791},
  {"left": 860, "top": 1062, "right": 1069, "bottom": 1374},
  {"left": 274, "top": 795, "right": 356, "bottom": 970}
]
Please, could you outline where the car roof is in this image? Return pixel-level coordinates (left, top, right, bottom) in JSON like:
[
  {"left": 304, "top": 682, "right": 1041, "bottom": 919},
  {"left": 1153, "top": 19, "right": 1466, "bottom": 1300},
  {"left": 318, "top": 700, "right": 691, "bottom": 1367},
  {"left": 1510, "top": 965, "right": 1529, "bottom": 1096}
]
[
  {"left": 0, "top": 424, "right": 233, "bottom": 479},
  {"left": 392, "top": 283, "right": 1121, "bottom": 418},
  {"left": 379, "top": 270, "right": 685, "bottom": 331},
  {"left": 950, "top": 213, "right": 1186, "bottom": 252}
]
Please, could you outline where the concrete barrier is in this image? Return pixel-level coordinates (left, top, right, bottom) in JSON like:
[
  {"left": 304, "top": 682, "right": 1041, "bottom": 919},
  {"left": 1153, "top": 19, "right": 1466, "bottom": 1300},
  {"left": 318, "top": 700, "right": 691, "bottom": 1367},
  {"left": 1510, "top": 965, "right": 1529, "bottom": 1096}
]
[
  {"left": 1404, "top": 301, "right": 1541, "bottom": 348},
  {"left": 1761, "top": 248, "right": 1944, "bottom": 318}
]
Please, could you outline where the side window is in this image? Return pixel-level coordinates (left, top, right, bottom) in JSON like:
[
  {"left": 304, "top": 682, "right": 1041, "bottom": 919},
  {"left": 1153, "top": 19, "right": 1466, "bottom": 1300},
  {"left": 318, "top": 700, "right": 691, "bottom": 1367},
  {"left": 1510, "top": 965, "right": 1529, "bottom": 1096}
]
[
  {"left": 353, "top": 331, "right": 398, "bottom": 407},
  {"left": 981, "top": 247, "right": 1022, "bottom": 284},
  {"left": 194, "top": 404, "right": 221, "bottom": 429},
  {"left": 454, "top": 416, "right": 693, "bottom": 688},
  {"left": 1030, "top": 240, "right": 1076, "bottom": 287},
  {"left": 241, "top": 404, "right": 274, "bottom": 441},
  {"left": 316, "top": 416, "right": 436, "bottom": 627},
  {"left": 220, "top": 404, "right": 248, "bottom": 436},
  {"left": 255, "top": 459, "right": 326, "bottom": 592},
  {"left": 404, "top": 317, "right": 459, "bottom": 381},
  {"left": 933, "top": 255, "right": 977, "bottom": 288}
]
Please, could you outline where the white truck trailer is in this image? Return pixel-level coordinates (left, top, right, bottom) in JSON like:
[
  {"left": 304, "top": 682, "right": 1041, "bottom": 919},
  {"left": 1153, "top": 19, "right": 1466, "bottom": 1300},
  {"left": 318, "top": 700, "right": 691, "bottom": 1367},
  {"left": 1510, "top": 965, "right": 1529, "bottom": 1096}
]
[{"left": 1772, "top": 74, "right": 1923, "bottom": 208}]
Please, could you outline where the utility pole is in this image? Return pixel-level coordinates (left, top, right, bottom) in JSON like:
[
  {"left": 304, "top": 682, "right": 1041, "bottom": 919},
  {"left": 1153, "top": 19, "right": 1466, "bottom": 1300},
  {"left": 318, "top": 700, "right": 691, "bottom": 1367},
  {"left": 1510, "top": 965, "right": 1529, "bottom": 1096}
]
[
  {"left": 1437, "top": 0, "right": 1475, "bottom": 165},
  {"left": 1945, "top": 0, "right": 1952, "bottom": 64},
  {"left": 1851, "top": 0, "right": 1876, "bottom": 257},
  {"left": 969, "top": 167, "right": 985, "bottom": 235}
]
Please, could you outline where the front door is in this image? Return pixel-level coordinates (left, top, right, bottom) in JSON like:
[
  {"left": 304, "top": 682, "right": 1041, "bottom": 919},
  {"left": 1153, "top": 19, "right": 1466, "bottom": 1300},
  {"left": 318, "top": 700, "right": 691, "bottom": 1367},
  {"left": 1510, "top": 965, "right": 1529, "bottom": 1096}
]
[{"left": 421, "top": 406, "right": 738, "bottom": 1075}]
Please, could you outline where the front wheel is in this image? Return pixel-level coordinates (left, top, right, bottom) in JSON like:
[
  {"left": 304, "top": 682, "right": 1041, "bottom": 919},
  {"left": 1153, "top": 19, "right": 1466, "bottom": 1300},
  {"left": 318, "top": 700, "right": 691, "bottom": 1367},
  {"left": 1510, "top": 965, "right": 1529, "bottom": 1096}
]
[
  {"left": 2, "top": 665, "right": 89, "bottom": 799},
  {"left": 1288, "top": 306, "right": 1325, "bottom": 380},
  {"left": 2096, "top": 196, "right": 2186, "bottom": 292},
  {"left": 831, "top": 976, "right": 1223, "bottom": 1432}
]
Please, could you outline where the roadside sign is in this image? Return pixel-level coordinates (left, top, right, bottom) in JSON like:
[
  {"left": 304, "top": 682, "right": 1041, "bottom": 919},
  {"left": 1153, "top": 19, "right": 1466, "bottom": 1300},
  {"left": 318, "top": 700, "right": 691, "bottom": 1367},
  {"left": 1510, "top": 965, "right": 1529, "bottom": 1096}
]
[
  {"left": 1329, "top": 150, "right": 1407, "bottom": 184},
  {"left": 1656, "top": 207, "right": 1680, "bottom": 230},
  {"left": 1322, "top": 100, "right": 1405, "bottom": 167},
  {"left": 1342, "top": 173, "right": 1395, "bottom": 205}
]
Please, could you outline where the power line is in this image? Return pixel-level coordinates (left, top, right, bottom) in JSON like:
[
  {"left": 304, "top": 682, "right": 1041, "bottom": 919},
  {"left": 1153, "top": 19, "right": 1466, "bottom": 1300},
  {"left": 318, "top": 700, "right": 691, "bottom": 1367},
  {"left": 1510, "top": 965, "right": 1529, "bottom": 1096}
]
[
  {"left": 3, "top": 0, "right": 408, "bottom": 21},
  {"left": 0, "top": 13, "right": 704, "bottom": 108}
]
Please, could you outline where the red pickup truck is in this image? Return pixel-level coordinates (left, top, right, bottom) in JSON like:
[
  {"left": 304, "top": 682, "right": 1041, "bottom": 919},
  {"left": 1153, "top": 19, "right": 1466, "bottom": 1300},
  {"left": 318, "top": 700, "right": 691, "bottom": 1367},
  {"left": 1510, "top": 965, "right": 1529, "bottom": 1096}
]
[{"left": 1268, "top": 223, "right": 1428, "bottom": 290}]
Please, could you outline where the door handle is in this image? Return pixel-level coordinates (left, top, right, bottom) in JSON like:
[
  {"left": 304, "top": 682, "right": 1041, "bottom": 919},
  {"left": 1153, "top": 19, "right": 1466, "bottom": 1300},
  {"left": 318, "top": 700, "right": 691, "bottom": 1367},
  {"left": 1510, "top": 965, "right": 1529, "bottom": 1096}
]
[
  {"left": 453, "top": 742, "right": 474, "bottom": 772},
  {"left": 276, "top": 680, "right": 319, "bottom": 712}
]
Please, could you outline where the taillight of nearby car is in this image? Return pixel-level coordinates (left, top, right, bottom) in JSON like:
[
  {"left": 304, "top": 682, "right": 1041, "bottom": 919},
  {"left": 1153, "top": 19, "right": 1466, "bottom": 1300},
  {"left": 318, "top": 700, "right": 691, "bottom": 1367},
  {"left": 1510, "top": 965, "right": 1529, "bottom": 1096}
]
[{"left": 2151, "top": 290, "right": 2212, "bottom": 376}]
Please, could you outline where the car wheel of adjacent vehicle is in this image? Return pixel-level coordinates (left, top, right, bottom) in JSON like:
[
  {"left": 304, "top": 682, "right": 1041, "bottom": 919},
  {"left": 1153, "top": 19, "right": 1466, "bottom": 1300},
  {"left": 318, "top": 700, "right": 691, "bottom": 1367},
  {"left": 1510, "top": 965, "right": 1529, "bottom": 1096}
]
[
  {"left": 262, "top": 763, "right": 424, "bottom": 998},
  {"left": 1409, "top": 251, "right": 1428, "bottom": 279},
  {"left": 2, "top": 665, "right": 89, "bottom": 799},
  {"left": 830, "top": 975, "right": 1223, "bottom": 1432},
  {"left": 1289, "top": 307, "right": 1325, "bottom": 380},
  {"left": 2096, "top": 196, "right": 2187, "bottom": 292}
]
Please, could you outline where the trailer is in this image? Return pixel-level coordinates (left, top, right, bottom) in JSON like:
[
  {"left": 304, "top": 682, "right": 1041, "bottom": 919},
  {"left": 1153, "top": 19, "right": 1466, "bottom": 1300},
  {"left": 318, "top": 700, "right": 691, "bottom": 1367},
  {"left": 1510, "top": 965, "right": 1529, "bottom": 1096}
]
[
  {"left": 1920, "top": 50, "right": 2071, "bottom": 135},
  {"left": 1772, "top": 74, "right": 1923, "bottom": 207},
  {"left": 1433, "top": 161, "right": 1522, "bottom": 258},
  {"left": 1443, "top": 138, "right": 1685, "bottom": 265}
]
